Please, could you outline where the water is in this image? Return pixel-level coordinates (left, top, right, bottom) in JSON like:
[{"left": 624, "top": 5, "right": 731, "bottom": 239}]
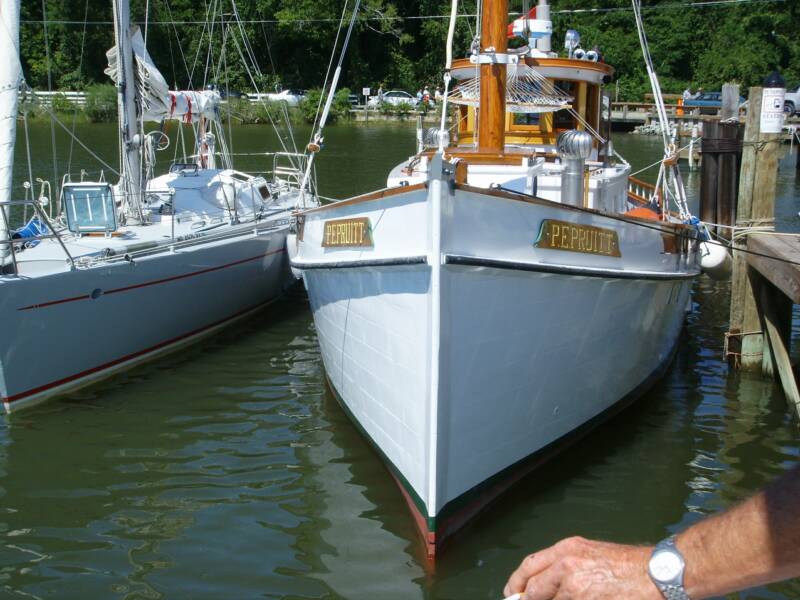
[{"left": 2, "top": 120, "right": 800, "bottom": 599}]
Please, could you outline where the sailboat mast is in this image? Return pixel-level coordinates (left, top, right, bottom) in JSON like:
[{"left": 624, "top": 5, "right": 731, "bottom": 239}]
[
  {"left": 0, "top": 0, "right": 21, "bottom": 262},
  {"left": 112, "top": 0, "right": 143, "bottom": 211},
  {"left": 477, "top": 0, "right": 508, "bottom": 153}
]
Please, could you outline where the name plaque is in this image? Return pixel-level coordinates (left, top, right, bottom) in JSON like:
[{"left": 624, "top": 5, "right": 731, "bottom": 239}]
[
  {"left": 322, "top": 217, "right": 373, "bottom": 248},
  {"left": 535, "top": 219, "right": 621, "bottom": 257}
]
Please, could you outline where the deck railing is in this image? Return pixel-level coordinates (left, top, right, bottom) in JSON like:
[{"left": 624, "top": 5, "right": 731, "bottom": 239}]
[
  {"left": 627, "top": 176, "right": 663, "bottom": 210},
  {"left": 0, "top": 200, "right": 75, "bottom": 276}
]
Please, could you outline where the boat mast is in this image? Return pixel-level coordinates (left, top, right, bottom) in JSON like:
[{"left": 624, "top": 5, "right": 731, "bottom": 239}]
[
  {"left": 112, "top": 0, "right": 143, "bottom": 216},
  {"left": 0, "top": 0, "right": 21, "bottom": 263},
  {"left": 477, "top": 0, "right": 508, "bottom": 153}
]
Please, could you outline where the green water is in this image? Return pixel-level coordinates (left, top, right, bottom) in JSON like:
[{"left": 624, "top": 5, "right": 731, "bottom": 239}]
[{"left": 2, "top": 121, "right": 800, "bottom": 599}]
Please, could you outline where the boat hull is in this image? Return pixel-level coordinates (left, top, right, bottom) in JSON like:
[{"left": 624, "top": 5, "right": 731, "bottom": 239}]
[
  {"left": 0, "top": 227, "right": 293, "bottom": 413},
  {"left": 294, "top": 162, "right": 699, "bottom": 557}
]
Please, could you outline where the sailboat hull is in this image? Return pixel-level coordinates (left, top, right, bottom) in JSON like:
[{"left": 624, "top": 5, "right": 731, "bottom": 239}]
[
  {"left": 294, "top": 173, "right": 699, "bottom": 557},
  {"left": 0, "top": 227, "right": 292, "bottom": 413}
]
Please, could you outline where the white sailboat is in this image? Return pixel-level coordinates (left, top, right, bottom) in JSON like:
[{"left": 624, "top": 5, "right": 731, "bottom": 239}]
[
  {"left": 0, "top": 0, "right": 314, "bottom": 413},
  {"left": 292, "top": 0, "right": 701, "bottom": 558}
]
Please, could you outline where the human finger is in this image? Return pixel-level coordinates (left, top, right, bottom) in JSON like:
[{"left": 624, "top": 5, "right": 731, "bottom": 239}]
[
  {"left": 522, "top": 562, "right": 562, "bottom": 600},
  {"left": 504, "top": 548, "right": 559, "bottom": 596}
]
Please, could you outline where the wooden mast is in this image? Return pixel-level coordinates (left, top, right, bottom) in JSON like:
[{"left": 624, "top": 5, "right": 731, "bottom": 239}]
[{"left": 478, "top": 0, "right": 508, "bottom": 153}]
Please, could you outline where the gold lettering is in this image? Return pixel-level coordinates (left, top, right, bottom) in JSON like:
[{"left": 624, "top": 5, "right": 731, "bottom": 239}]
[
  {"left": 570, "top": 226, "right": 578, "bottom": 249},
  {"left": 322, "top": 218, "right": 373, "bottom": 247},
  {"left": 552, "top": 224, "right": 560, "bottom": 247}
]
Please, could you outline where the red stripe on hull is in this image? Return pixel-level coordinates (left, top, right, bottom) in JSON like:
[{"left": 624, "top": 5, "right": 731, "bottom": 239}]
[
  {"left": 4, "top": 295, "right": 279, "bottom": 405},
  {"left": 17, "top": 248, "right": 285, "bottom": 311}
]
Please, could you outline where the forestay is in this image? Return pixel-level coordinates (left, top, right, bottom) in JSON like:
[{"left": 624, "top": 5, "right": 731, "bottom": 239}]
[{"left": 105, "top": 28, "right": 219, "bottom": 123}]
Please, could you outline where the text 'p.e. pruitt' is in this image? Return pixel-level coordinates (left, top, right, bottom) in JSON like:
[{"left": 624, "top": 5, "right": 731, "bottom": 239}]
[
  {"left": 321, "top": 217, "right": 373, "bottom": 248},
  {"left": 534, "top": 219, "right": 621, "bottom": 257}
]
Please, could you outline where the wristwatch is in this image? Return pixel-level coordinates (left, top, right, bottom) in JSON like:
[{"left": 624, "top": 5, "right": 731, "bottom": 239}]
[{"left": 648, "top": 535, "right": 691, "bottom": 600}]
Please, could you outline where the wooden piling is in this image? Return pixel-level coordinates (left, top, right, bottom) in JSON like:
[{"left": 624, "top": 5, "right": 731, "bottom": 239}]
[
  {"left": 729, "top": 87, "right": 783, "bottom": 371},
  {"left": 700, "top": 121, "right": 720, "bottom": 234},
  {"left": 699, "top": 121, "right": 741, "bottom": 239}
]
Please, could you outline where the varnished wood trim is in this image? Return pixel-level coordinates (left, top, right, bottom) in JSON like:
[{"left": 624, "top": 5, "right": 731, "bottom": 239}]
[
  {"left": 292, "top": 256, "right": 428, "bottom": 270},
  {"left": 454, "top": 183, "right": 695, "bottom": 234},
  {"left": 298, "top": 183, "right": 427, "bottom": 215},
  {"left": 452, "top": 57, "right": 614, "bottom": 77}
]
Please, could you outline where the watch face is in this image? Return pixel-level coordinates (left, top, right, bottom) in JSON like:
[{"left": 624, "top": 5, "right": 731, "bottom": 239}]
[{"left": 649, "top": 550, "right": 683, "bottom": 582}]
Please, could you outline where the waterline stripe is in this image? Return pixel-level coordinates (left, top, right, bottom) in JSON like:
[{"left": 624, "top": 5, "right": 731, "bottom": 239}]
[
  {"left": 444, "top": 254, "right": 698, "bottom": 281},
  {"left": 4, "top": 297, "right": 279, "bottom": 405},
  {"left": 17, "top": 248, "right": 285, "bottom": 311}
]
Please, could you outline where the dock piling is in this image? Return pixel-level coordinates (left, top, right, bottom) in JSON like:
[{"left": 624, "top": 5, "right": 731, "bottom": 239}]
[{"left": 728, "top": 85, "right": 794, "bottom": 402}]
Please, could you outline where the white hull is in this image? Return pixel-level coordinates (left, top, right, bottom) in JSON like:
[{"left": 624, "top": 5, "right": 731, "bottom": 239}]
[
  {"left": 1, "top": 225, "right": 293, "bottom": 413},
  {"left": 293, "top": 156, "right": 699, "bottom": 553}
]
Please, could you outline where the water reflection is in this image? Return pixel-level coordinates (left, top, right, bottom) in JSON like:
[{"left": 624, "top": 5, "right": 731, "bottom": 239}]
[{"left": 1, "top": 124, "right": 799, "bottom": 598}]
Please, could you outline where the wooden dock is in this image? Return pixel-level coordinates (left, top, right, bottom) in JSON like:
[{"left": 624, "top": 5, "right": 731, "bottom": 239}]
[
  {"left": 740, "top": 234, "right": 800, "bottom": 416},
  {"left": 726, "top": 85, "right": 800, "bottom": 420}
]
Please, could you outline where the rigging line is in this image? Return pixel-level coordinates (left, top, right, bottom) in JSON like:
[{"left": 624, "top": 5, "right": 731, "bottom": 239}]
[
  {"left": 40, "top": 0, "right": 59, "bottom": 203},
  {"left": 67, "top": 0, "right": 91, "bottom": 177},
  {"left": 38, "top": 104, "right": 120, "bottom": 176},
  {"left": 310, "top": 0, "right": 351, "bottom": 145},
  {"left": 629, "top": 140, "right": 694, "bottom": 177},
  {"left": 230, "top": 0, "right": 298, "bottom": 154},
  {"left": 21, "top": 0, "right": 787, "bottom": 27},
  {"left": 226, "top": 28, "right": 295, "bottom": 158},
  {"left": 300, "top": 0, "right": 363, "bottom": 203},
  {"left": 197, "top": 1, "right": 217, "bottom": 87},
  {"left": 159, "top": 0, "right": 188, "bottom": 86},
  {"left": 140, "top": 0, "right": 151, "bottom": 198}
]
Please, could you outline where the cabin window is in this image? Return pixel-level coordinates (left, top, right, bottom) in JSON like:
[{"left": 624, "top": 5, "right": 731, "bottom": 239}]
[
  {"left": 586, "top": 84, "right": 600, "bottom": 131},
  {"left": 553, "top": 80, "right": 577, "bottom": 130},
  {"left": 63, "top": 183, "right": 117, "bottom": 235},
  {"left": 513, "top": 113, "right": 541, "bottom": 126}
]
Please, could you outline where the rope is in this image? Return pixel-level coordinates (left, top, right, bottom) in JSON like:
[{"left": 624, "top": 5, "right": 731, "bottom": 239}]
[
  {"left": 40, "top": 0, "right": 59, "bottom": 202},
  {"left": 67, "top": 0, "right": 90, "bottom": 177},
  {"left": 22, "top": 109, "right": 34, "bottom": 222},
  {"left": 629, "top": 140, "right": 693, "bottom": 177},
  {"left": 38, "top": 104, "right": 120, "bottom": 176},
  {"left": 309, "top": 0, "right": 350, "bottom": 145},
  {"left": 704, "top": 229, "right": 800, "bottom": 269}
]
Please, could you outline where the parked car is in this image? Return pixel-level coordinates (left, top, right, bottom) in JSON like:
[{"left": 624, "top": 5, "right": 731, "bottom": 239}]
[
  {"left": 204, "top": 85, "right": 245, "bottom": 99},
  {"left": 367, "top": 90, "right": 418, "bottom": 108},
  {"left": 249, "top": 89, "right": 306, "bottom": 107},
  {"left": 785, "top": 85, "right": 800, "bottom": 116},
  {"left": 683, "top": 91, "right": 745, "bottom": 114}
]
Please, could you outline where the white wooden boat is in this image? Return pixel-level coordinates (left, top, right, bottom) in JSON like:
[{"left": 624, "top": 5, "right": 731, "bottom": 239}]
[
  {"left": 0, "top": 0, "right": 313, "bottom": 412},
  {"left": 292, "top": 0, "right": 700, "bottom": 558}
]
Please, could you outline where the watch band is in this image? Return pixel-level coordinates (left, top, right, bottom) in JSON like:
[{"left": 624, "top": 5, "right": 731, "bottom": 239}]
[
  {"left": 650, "top": 535, "right": 691, "bottom": 600},
  {"left": 658, "top": 584, "right": 691, "bottom": 600}
]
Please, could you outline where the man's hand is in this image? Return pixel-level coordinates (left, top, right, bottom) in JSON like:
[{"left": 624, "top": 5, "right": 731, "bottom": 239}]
[{"left": 503, "top": 536, "right": 661, "bottom": 600}]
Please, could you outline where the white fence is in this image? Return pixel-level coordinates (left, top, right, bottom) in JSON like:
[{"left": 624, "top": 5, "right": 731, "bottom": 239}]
[{"left": 30, "top": 91, "right": 87, "bottom": 107}]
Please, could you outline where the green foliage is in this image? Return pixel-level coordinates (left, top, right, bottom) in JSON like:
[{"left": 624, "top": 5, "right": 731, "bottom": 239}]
[
  {"left": 298, "top": 88, "right": 353, "bottom": 124},
  {"left": 14, "top": 0, "right": 800, "bottom": 105},
  {"left": 84, "top": 84, "right": 116, "bottom": 123},
  {"left": 50, "top": 93, "right": 75, "bottom": 113},
  {"left": 224, "top": 97, "right": 297, "bottom": 125}
]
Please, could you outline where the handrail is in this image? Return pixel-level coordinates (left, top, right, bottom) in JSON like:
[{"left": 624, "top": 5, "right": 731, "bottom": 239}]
[
  {"left": 272, "top": 152, "right": 307, "bottom": 188},
  {"left": 0, "top": 199, "right": 76, "bottom": 275},
  {"left": 627, "top": 176, "right": 663, "bottom": 211}
]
